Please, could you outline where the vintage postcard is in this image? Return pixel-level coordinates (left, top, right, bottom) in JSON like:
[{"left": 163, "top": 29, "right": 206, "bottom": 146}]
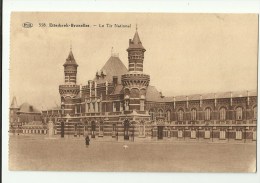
[{"left": 8, "top": 12, "right": 258, "bottom": 173}]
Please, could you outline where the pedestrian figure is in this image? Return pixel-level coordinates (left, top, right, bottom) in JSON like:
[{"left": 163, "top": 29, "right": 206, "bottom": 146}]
[
  {"left": 85, "top": 135, "right": 90, "bottom": 148},
  {"left": 116, "top": 132, "right": 118, "bottom": 141}
]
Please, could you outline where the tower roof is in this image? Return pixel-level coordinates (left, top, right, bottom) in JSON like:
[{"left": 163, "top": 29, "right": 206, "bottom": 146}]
[
  {"left": 128, "top": 30, "right": 146, "bottom": 50},
  {"left": 10, "top": 96, "right": 19, "bottom": 109},
  {"left": 94, "top": 55, "right": 128, "bottom": 84},
  {"left": 133, "top": 31, "right": 141, "bottom": 44},
  {"left": 63, "top": 50, "right": 78, "bottom": 67}
]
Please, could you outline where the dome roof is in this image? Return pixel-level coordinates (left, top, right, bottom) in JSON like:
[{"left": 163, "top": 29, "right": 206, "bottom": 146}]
[{"left": 19, "top": 103, "right": 41, "bottom": 113}]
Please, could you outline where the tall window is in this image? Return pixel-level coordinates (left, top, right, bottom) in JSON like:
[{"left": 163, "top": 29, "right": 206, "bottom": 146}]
[
  {"left": 220, "top": 130, "right": 226, "bottom": 139},
  {"left": 99, "top": 122, "right": 103, "bottom": 132},
  {"left": 140, "top": 100, "right": 145, "bottom": 111},
  {"left": 112, "top": 102, "right": 116, "bottom": 112},
  {"left": 191, "top": 109, "right": 197, "bottom": 121},
  {"left": 219, "top": 107, "right": 226, "bottom": 121},
  {"left": 158, "top": 109, "right": 164, "bottom": 117},
  {"left": 112, "top": 124, "right": 116, "bottom": 132},
  {"left": 93, "top": 103, "right": 95, "bottom": 112},
  {"left": 236, "top": 107, "right": 243, "bottom": 120},
  {"left": 236, "top": 130, "right": 242, "bottom": 140},
  {"left": 253, "top": 106, "right": 257, "bottom": 119},
  {"left": 205, "top": 108, "right": 211, "bottom": 121},
  {"left": 166, "top": 110, "right": 171, "bottom": 121},
  {"left": 149, "top": 110, "right": 154, "bottom": 120},
  {"left": 86, "top": 103, "right": 90, "bottom": 112},
  {"left": 97, "top": 102, "right": 100, "bottom": 113},
  {"left": 178, "top": 109, "right": 184, "bottom": 121},
  {"left": 125, "top": 100, "right": 129, "bottom": 111}
]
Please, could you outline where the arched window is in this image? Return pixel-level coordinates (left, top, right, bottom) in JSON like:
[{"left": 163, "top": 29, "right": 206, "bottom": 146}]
[
  {"left": 205, "top": 108, "right": 211, "bottom": 121},
  {"left": 191, "top": 108, "right": 197, "bottom": 121},
  {"left": 178, "top": 109, "right": 184, "bottom": 121},
  {"left": 166, "top": 110, "right": 171, "bottom": 121},
  {"left": 219, "top": 107, "right": 226, "bottom": 121},
  {"left": 253, "top": 106, "right": 257, "bottom": 119},
  {"left": 236, "top": 107, "right": 243, "bottom": 120},
  {"left": 149, "top": 110, "right": 154, "bottom": 120},
  {"left": 158, "top": 109, "right": 164, "bottom": 118}
]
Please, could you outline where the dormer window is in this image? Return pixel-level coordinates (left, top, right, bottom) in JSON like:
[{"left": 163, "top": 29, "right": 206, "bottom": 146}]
[{"left": 113, "top": 76, "right": 118, "bottom": 85}]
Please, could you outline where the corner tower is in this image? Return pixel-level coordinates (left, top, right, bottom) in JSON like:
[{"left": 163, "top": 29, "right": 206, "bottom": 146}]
[
  {"left": 122, "top": 27, "right": 150, "bottom": 111},
  {"left": 10, "top": 96, "right": 20, "bottom": 125},
  {"left": 59, "top": 48, "right": 80, "bottom": 116},
  {"left": 127, "top": 27, "right": 146, "bottom": 72}
]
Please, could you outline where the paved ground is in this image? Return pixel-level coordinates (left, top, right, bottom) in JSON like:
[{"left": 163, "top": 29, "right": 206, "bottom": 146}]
[{"left": 9, "top": 135, "right": 256, "bottom": 172}]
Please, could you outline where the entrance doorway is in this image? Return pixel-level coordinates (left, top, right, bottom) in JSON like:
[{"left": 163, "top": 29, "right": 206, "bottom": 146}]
[
  {"left": 124, "top": 119, "right": 130, "bottom": 140},
  {"left": 158, "top": 126, "right": 164, "bottom": 139},
  {"left": 91, "top": 121, "right": 96, "bottom": 138},
  {"left": 60, "top": 121, "right": 64, "bottom": 138}
]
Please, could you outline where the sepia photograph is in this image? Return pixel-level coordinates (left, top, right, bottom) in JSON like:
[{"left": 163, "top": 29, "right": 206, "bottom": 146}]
[{"left": 8, "top": 12, "right": 258, "bottom": 173}]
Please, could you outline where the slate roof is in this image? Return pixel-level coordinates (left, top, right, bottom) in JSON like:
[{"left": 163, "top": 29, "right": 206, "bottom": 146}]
[
  {"left": 19, "top": 103, "right": 41, "bottom": 113},
  {"left": 94, "top": 56, "right": 128, "bottom": 84},
  {"left": 146, "top": 85, "right": 257, "bottom": 103},
  {"left": 63, "top": 50, "right": 78, "bottom": 67},
  {"left": 127, "top": 31, "right": 145, "bottom": 50},
  {"left": 146, "top": 86, "right": 173, "bottom": 102},
  {"left": 110, "top": 84, "right": 124, "bottom": 95}
]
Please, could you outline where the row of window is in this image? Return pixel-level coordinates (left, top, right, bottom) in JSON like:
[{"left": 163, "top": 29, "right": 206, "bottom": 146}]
[{"left": 149, "top": 107, "right": 257, "bottom": 121}]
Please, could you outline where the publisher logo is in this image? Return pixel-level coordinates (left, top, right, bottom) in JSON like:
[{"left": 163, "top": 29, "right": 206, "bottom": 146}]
[{"left": 22, "top": 22, "right": 33, "bottom": 28}]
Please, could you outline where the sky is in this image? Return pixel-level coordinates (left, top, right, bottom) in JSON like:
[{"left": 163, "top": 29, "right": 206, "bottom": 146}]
[{"left": 10, "top": 13, "right": 258, "bottom": 109}]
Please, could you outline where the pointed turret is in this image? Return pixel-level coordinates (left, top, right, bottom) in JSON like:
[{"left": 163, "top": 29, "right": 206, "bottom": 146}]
[
  {"left": 127, "top": 26, "right": 146, "bottom": 72},
  {"left": 63, "top": 47, "right": 78, "bottom": 84},
  {"left": 122, "top": 28, "right": 150, "bottom": 112},
  {"left": 9, "top": 96, "right": 20, "bottom": 127},
  {"left": 133, "top": 31, "right": 141, "bottom": 44},
  {"left": 127, "top": 29, "right": 146, "bottom": 51},
  {"left": 10, "top": 96, "right": 19, "bottom": 109},
  {"left": 59, "top": 46, "right": 80, "bottom": 117},
  {"left": 63, "top": 49, "right": 78, "bottom": 67}
]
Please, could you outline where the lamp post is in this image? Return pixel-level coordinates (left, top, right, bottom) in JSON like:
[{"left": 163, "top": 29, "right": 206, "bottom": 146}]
[
  {"left": 132, "top": 125, "right": 135, "bottom": 142},
  {"left": 151, "top": 127, "right": 153, "bottom": 139},
  {"left": 116, "top": 124, "right": 118, "bottom": 141},
  {"left": 17, "top": 124, "right": 21, "bottom": 135}
]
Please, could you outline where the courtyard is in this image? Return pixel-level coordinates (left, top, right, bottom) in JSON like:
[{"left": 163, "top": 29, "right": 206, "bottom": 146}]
[{"left": 9, "top": 135, "right": 256, "bottom": 172}]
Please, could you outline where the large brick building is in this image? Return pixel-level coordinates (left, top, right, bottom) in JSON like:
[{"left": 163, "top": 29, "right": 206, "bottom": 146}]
[
  {"left": 48, "top": 29, "right": 257, "bottom": 142},
  {"left": 11, "top": 29, "right": 257, "bottom": 142}
]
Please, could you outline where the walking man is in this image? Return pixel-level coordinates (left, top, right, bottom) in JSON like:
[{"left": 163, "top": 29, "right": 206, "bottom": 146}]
[{"left": 85, "top": 135, "right": 90, "bottom": 148}]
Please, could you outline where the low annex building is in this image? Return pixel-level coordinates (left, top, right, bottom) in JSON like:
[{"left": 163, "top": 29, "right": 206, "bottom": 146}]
[{"left": 9, "top": 97, "right": 46, "bottom": 135}]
